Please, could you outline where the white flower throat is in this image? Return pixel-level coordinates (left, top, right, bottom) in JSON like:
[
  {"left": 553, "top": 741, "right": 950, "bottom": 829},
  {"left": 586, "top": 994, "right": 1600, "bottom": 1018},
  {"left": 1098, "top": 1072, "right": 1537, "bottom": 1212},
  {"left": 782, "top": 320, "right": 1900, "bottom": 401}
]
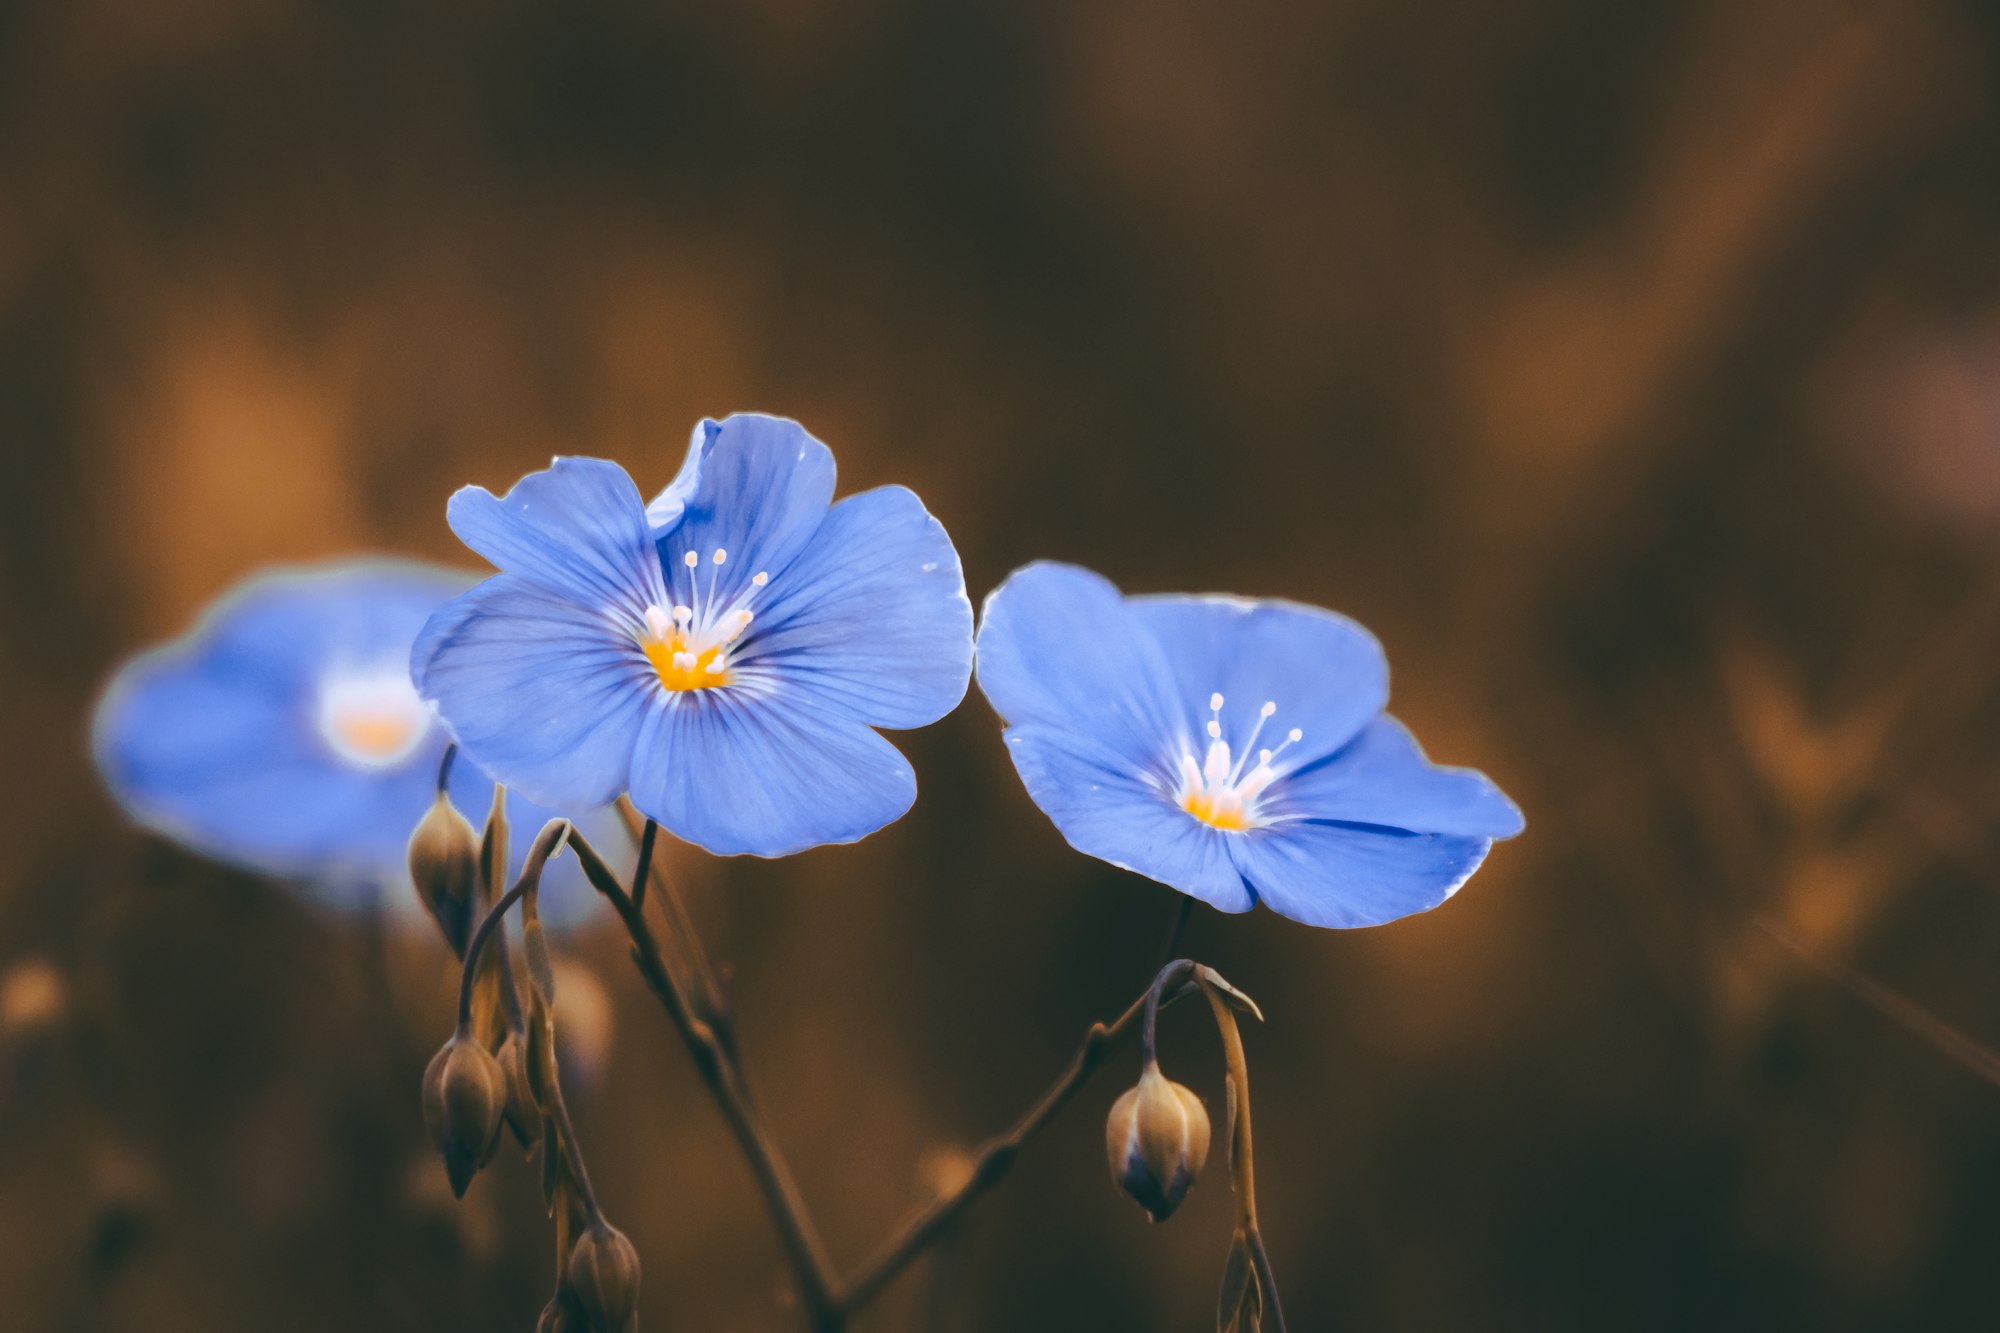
[
  {"left": 638, "top": 547, "right": 771, "bottom": 692},
  {"left": 318, "top": 665, "right": 433, "bottom": 768},
  {"left": 1175, "top": 693, "right": 1303, "bottom": 832}
]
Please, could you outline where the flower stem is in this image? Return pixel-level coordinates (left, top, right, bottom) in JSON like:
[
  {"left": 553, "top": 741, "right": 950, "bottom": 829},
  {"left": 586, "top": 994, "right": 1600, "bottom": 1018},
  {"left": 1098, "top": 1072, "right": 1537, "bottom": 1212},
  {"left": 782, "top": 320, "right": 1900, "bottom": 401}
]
[
  {"left": 838, "top": 958, "right": 1196, "bottom": 1314},
  {"left": 566, "top": 828, "right": 842, "bottom": 1328},
  {"left": 1200, "top": 979, "right": 1287, "bottom": 1332},
  {"left": 457, "top": 878, "right": 529, "bottom": 1035},
  {"left": 616, "top": 801, "right": 732, "bottom": 1045},
  {"left": 630, "top": 817, "right": 660, "bottom": 913},
  {"left": 1160, "top": 895, "right": 1195, "bottom": 968}
]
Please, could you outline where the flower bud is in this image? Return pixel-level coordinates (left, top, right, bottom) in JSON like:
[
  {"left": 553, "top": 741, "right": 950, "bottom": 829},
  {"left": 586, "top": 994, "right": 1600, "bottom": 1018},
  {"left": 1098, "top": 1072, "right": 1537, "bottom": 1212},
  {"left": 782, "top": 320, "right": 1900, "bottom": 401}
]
[
  {"left": 408, "top": 792, "right": 480, "bottom": 955},
  {"left": 567, "top": 1220, "right": 642, "bottom": 1333},
  {"left": 1105, "top": 1064, "right": 1211, "bottom": 1221},
  {"left": 497, "top": 1032, "right": 543, "bottom": 1149},
  {"left": 422, "top": 1035, "right": 509, "bottom": 1197}
]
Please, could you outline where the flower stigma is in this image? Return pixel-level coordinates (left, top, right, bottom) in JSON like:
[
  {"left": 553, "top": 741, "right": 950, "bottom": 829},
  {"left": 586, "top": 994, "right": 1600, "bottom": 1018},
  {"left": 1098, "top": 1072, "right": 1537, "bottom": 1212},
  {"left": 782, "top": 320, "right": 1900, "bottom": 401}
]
[
  {"left": 1174, "top": 692, "right": 1303, "bottom": 832},
  {"left": 317, "top": 665, "right": 433, "bottom": 769},
  {"left": 639, "top": 547, "right": 770, "bottom": 692}
]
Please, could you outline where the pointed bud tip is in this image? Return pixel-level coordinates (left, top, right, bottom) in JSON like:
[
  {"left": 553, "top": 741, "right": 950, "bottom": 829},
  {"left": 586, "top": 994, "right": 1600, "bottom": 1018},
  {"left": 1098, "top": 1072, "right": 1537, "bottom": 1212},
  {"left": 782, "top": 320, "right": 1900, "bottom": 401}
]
[{"left": 422, "top": 1035, "right": 510, "bottom": 1195}]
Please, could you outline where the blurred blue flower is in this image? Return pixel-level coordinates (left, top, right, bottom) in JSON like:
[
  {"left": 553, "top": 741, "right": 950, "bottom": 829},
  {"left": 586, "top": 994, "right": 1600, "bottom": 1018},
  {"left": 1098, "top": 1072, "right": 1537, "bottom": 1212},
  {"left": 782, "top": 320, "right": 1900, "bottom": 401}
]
[
  {"left": 92, "top": 559, "right": 606, "bottom": 920},
  {"left": 975, "top": 563, "right": 1523, "bottom": 928},
  {"left": 413, "top": 413, "right": 974, "bottom": 857}
]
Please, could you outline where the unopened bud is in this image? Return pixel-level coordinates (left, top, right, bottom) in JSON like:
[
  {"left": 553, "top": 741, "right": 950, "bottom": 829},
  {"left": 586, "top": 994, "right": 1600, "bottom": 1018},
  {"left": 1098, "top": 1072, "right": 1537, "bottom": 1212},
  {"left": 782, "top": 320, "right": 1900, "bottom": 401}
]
[
  {"left": 1105, "top": 1064, "right": 1211, "bottom": 1221},
  {"left": 497, "top": 1032, "right": 543, "bottom": 1149},
  {"left": 422, "top": 1035, "right": 509, "bottom": 1197},
  {"left": 567, "top": 1220, "right": 642, "bottom": 1333},
  {"left": 408, "top": 792, "right": 480, "bottom": 954}
]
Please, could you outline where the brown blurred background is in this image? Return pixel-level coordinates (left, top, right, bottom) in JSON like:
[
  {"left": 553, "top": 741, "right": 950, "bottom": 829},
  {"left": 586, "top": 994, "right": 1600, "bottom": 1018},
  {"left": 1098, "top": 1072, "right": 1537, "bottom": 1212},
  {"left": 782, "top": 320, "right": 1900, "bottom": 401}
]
[{"left": 7, "top": 0, "right": 2000, "bottom": 1329}]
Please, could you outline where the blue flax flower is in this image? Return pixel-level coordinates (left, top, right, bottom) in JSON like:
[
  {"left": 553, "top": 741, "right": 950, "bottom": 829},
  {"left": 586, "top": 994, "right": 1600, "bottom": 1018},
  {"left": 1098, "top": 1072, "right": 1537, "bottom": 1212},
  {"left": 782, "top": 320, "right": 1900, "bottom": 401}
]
[
  {"left": 93, "top": 559, "right": 604, "bottom": 919},
  {"left": 975, "top": 563, "right": 1523, "bottom": 928},
  {"left": 411, "top": 413, "right": 974, "bottom": 857}
]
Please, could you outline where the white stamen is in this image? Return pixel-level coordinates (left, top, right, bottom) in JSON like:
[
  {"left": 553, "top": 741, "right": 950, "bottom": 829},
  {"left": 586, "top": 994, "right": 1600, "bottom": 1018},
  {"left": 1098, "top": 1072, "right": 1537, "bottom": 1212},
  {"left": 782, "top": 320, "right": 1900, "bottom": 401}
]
[
  {"left": 1203, "top": 739, "right": 1232, "bottom": 786},
  {"left": 638, "top": 554, "right": 779, "bottom": 688},
  {"left": 1176, "top": 693, "right": 1305, "bottom": 831}
]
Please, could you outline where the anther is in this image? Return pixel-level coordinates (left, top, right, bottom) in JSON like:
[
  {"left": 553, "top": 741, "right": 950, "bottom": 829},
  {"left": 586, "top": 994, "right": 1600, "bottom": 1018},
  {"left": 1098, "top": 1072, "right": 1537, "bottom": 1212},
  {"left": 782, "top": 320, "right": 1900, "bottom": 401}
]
[
  {"left": 682, "top": 551, "right": 699, "bottom": 569},
  {"left": 751, "top": 571, "right": 769, "bottom": 587},
  {"left": 712, "top": 548, "right": 728, "bottom": 564}
]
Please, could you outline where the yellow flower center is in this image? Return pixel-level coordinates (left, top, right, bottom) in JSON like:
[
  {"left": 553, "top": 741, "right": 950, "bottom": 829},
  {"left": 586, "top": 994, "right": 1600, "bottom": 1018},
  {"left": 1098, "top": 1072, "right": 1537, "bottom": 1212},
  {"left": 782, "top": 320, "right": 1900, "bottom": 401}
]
[
  {"left": 643, "top": 634, "right": 732, "bottom": 692},
  {"left": 335, "top": 709, "right": 427, "bottom": 760},
  {"left": 1174, "top": 693, "right": 1303, "bottom": 833},
  {"left": 317, "top": 667, "right": 432, "bottom": 768},
  {"left": 638, "top": 546, "right": 771, "bottom": 693},
  {"left": 1180, "top": 788, "right": 1252, "bottom": 832}
]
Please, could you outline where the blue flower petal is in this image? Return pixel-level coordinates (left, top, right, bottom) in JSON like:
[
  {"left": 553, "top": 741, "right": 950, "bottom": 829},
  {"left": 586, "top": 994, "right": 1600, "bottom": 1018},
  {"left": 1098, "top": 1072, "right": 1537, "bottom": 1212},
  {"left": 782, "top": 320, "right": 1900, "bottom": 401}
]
[
  {"left": 645, "top": 419, "right": 717, "bottom": 532},
  {"left": 1127, "top": 595, "right": 1387, "bottom": 768},
  {"left": 1275, "top": 716, "right": 1524, "bottom": 837},
  {"left": 1228, "top": 822, "right": 1492, "bottom": 929},
  {"left": 412, "top": 574, "right": 658, "bottom": 811},
  {"left": 1002, "top": 724, "right": 1252, "bottom": 913},
  {"left": 975, "top": 563, "right": 1184, "bottom": 765},
  {"left": 95, "top": 650, "right": 410, "bottom": 878},
  {"left": 732, "top": 485, "right": 972, "bottom": 729},
  {"left": 447, "top": 457, "right": 668, "bottom": 621},
  {"left": 627, "top": 691, "right": 917, "bottom": 857},
  {"left": 657, "top": 414, "right": 837, "bottom": 596}
]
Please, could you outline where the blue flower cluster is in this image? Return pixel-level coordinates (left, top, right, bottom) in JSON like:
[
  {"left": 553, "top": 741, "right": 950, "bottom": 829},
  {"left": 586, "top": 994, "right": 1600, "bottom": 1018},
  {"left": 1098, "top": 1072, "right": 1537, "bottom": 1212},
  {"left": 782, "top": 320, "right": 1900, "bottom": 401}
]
[{"left": 94, "top": 412, "right": 1521, "bottom": 931}]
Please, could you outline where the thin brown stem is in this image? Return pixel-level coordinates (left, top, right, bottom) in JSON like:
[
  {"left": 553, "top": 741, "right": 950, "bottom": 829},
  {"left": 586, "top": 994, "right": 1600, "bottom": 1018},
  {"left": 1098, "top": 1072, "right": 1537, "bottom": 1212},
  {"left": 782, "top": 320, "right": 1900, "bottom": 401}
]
[
  {"left": 458, "top": 879, "right": 529, "bottom": 1034},
  {"left": 542, "top": 1046, "right": 604, "bottom": 1226},
  {"left": 836, "top": 981, "right": 1165, "bottom": 1313},
  {"left": 1160, "top": 896, "right": 1195, "bottom": 970},
  {"left": 616, "top": 799, "right": 732, "bottom": 1038},
  {"left": 1203, "top": 986, "right": 1258, "bottom": 1227},
  {"left": 567, "top": 828, "right": 841, "bottom": 1328},
  {"left": 631, "top": 817, "right": 660, "bottom": 913},
  {"left": 1201, "top": 980, "right": 1286, "bottom": 1333}
]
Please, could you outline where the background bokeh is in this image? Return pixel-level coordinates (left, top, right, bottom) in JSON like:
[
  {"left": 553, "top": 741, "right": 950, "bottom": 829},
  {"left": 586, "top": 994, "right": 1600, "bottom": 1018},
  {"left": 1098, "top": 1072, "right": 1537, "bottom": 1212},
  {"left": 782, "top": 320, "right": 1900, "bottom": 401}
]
[{"left": 7, "top": 1, "right": 2000, "bottom": 1329}]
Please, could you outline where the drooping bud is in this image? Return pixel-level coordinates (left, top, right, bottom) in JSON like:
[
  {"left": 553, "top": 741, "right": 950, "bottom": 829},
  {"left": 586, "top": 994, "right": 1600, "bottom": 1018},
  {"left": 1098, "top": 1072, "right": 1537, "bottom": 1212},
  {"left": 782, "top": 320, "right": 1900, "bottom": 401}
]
[
  {"left": 408, "top": 792, "right": 480, "bottom": 955},
  {"left": 422, "top": 1034, "right": 510, "bottom": 1197},
  {"left": 567, "top": 1220, "right": 642, "bottom": 1333},
  {"left": 1105, "top": 1064, "right": 1211, "bottom": 1221}
]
